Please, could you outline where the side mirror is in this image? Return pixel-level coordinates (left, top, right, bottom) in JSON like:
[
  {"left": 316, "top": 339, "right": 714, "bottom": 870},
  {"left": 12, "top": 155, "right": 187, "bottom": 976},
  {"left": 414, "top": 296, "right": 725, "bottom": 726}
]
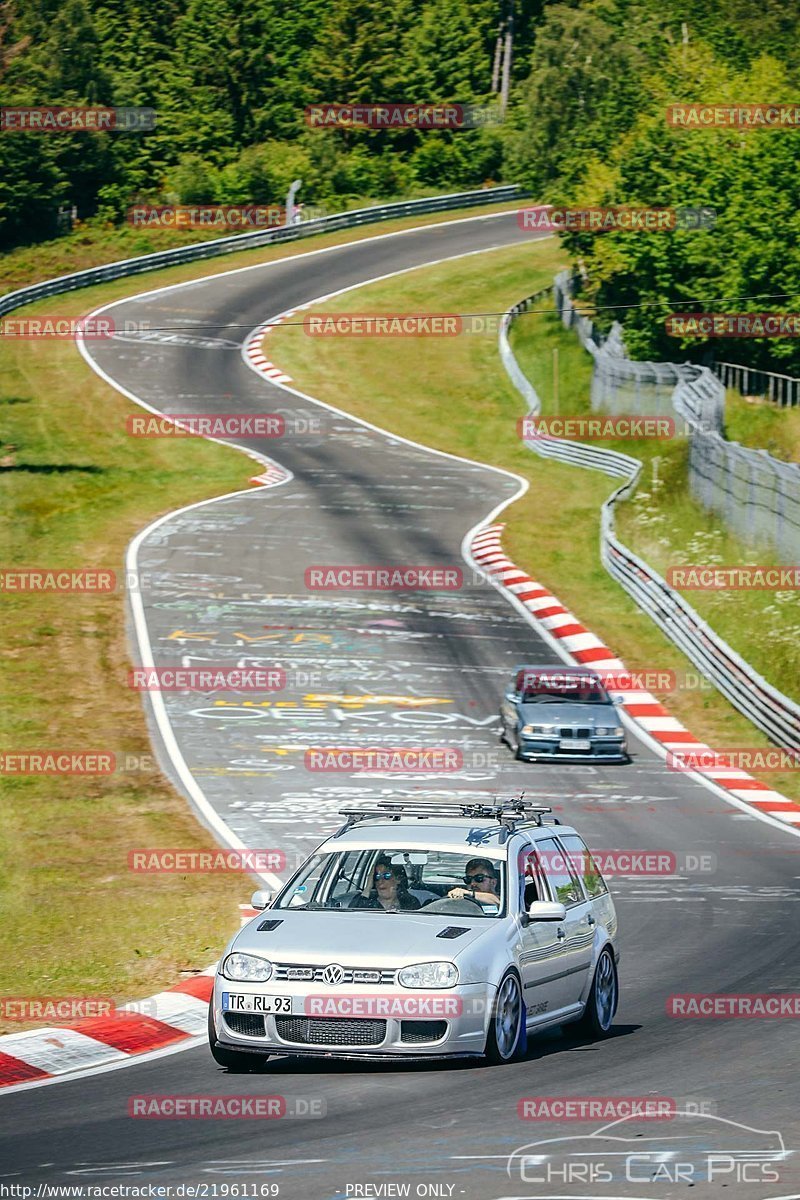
[
  {"left": 526, "top": 900, "right": 567, "bottom": 922},
  {"left": 251, "top": 889, "right": 273, "bottom": 911},
  {"left": 613, "top": 695, "right": 624, "bottom": 706}
]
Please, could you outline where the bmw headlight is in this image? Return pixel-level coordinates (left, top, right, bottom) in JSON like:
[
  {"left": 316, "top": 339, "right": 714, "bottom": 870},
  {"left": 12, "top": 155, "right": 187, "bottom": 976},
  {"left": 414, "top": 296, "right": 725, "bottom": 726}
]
[
  {"left": 596, "top": 726, "right": 625, "bottom": 737},
  {"left": 222, "top": 953, "right": 273, "bottom": 982},
  {"left": 398, "top": 961, "right": 458, "bottom": 989},
  {"left": 521, "top": 723, "right": 557, "bottom": 737}
]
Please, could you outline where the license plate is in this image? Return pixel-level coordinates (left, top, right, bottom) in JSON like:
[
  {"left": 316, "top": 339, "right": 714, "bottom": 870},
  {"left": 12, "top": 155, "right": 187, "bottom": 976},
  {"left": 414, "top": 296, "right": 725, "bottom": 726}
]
[
  {"left": 561, "top": 738, "right": 591, "bottom": 751},
  {"left": 222, "top": 992, "right": 293, "bottom": 1014}
]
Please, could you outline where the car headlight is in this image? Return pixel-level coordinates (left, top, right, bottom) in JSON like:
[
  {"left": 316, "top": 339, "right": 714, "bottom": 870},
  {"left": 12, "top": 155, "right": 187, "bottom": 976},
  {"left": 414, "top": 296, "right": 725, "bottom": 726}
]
[
  {"left": 595, "top": 726, "right": 625, "bottom": 737},
  {"left": 222, "top": 953, "right": 273, "bottom": 982},
  {"left": 521, "top": 723, "right": 557, "bottom": 736},
  {"left": 398, "top": 961, "right": 458, "bottom": 989}
]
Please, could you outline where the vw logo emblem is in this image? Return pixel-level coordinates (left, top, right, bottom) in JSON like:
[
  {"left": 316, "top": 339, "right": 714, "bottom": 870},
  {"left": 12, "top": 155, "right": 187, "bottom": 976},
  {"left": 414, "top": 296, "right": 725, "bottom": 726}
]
[{"left": 322, "top": 963, "right": 345, "bottom": 986}]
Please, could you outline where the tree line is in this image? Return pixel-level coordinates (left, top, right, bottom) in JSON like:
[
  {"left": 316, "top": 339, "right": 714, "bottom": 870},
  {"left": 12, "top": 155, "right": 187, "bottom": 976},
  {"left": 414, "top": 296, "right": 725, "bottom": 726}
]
[{"left": 2, "top": 0, "right": 800, "bottom": 371}]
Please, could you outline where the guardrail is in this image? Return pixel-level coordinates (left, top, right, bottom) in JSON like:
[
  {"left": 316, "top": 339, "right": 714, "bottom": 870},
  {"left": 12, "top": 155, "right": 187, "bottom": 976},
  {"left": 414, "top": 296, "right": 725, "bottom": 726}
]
[
  {"left": 553, "top": 271, "right": 800, "bottom": 562},
  {"left": 716, "top": 360, "right": 800, "bottom": 408},
  {"left": 0, "top": 185, "right": 524, "bottom": 319},
  {"left": 499, "top": 288, "right": 800, "bottom": 755}
]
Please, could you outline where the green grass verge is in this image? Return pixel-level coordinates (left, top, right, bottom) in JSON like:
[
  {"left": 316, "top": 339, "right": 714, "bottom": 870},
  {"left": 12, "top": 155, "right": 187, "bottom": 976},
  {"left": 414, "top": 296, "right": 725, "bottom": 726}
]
[
  {"left": 723, "top": 388, "right": 800, "bottom": 462},
  {"left": 0, "top": 333, "right": 253, "bottom": 1016},
  {"left": 265, "top": 242, "right": 800, "bottom": 805},
  {"left": 0, "top": 201, "right": 528, "bottom": 1022}
]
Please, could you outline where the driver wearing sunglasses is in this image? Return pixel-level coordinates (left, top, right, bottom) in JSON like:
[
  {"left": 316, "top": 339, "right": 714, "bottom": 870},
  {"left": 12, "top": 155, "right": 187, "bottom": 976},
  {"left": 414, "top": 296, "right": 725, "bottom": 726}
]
[
  {"left": 448, "top": 858, "right": 500, "bottom": 906},
  {"left": 351, "top": 858, "right": 421, "bottom": 911}
]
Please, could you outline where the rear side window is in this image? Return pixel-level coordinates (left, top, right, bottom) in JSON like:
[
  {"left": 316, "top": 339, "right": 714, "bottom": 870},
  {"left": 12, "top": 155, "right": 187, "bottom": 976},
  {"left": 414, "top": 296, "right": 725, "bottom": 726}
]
[
  {"left": 559, "top": 834, "right": 608, "bottom": 899},
  {"left": 534, "top": 836, "right": 583, "bottom": 907}
]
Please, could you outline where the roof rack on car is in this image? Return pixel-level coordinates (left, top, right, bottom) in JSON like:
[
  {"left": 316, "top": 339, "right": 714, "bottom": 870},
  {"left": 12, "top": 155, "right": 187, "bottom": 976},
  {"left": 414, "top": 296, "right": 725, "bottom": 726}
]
[{"left": 332, "top": 798, "right": 560, "bottom": 839}]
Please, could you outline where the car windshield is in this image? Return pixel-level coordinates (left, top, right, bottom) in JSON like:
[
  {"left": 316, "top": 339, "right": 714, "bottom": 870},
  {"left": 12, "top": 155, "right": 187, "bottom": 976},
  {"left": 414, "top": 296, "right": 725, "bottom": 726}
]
[
  {"left": 273, "top": 848, "right": 505, "bottom": 917},
  {"left": 520, "top": 677, "right": 610, "bottom": 704}
]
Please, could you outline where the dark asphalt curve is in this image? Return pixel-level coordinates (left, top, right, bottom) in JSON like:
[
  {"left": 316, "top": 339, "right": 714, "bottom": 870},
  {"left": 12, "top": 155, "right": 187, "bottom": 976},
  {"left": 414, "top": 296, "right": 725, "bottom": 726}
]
[{"left": 2, "top": 212, "right": 798, "bottom": 1200}]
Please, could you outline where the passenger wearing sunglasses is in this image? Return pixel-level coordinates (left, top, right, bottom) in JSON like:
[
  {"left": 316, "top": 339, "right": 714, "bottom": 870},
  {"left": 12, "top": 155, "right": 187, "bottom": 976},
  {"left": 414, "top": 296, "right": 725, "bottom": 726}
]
[
  {"left": 351, "top": 858, "right": 421, "bottom": 911},
  {"left": 448, "top": 858, "right": 500, "bottom": 906}
]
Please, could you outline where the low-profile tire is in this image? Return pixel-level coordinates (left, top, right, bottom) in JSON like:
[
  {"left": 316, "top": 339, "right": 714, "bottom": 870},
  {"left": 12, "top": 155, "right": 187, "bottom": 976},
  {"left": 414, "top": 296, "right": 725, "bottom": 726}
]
[
  {"left": 207, "top": 1004, "right": 266, "bottom": 1072},
  {"left": 571, "top": 947, "right": 618, "bottom": 1039},
  {"left": 484, "top": 971, "right": 525, "bottom": 1065}
]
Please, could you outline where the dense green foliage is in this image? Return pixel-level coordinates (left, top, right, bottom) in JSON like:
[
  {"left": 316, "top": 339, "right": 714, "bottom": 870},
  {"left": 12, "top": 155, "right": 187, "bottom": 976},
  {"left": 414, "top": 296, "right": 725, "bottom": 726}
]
[
  {"left": 0, "top": 0, "right": 541, "bottom": 248},
  {"left": 508, "top": 1, "right": 800, "bottom": 372},
  {"left": 3, "top": 0, "right": 800, "bottom": 373}
]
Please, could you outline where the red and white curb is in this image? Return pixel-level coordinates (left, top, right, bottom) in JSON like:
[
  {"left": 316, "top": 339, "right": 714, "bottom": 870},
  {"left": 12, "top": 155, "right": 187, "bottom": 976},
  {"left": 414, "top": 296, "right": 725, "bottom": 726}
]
[
  {"left": 242, "top": 316, "right": 295, "bottom": 487},
  {"left": 243, "top": 317, "right": 292, "bottom": 384},
  {"left": 249, "top": 461, "right": 292, "bottom": 488},
  {"left": 0, "top": 967, "right": 217, "bottom": 1089},
  {"left": 0, "top": 899, "right": 274, "bottom": 1090},
  {"left": 0, "top": 903, "right": 269, "bottom": 1090},
  {"left": 471, "top": 524, "right": 800, "bottom": 827}
]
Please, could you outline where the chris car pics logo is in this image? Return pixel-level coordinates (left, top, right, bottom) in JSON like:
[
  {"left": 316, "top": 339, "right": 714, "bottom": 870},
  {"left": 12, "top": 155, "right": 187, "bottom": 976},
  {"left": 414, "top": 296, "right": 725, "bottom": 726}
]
[{"left": 506, "top": 1111, "right": 787, "bottom": 1188}]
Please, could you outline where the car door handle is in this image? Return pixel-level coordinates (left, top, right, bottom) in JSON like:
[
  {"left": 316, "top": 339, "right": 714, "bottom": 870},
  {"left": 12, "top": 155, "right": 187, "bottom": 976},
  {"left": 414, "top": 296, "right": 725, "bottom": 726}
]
[{"left": 556, "top": 928, "right": 566, "bottom": 940}]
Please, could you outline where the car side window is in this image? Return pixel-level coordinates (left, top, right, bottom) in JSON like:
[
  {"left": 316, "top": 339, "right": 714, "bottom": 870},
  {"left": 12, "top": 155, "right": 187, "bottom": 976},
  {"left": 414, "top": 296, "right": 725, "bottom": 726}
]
[
  {"left": 534, "top": 836, "right": 584, "bottom": 907},
  {"left": 558, "top": 834, "right": 608, "bottom": 899},
  {"left": 329, "top": 851, "right": 373, "bottom": 900},
  {"left": 518, "top": 846, "right": 545, "bottom": 910}
]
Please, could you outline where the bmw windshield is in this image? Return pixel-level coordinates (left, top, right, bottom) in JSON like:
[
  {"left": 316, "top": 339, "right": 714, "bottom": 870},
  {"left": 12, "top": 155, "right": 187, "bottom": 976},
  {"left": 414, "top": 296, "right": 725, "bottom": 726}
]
[
  {"left": 521, "top": 678, "right": 611, "bottom": 704},
  {"left": 274, "top": 848, "right": 506, "bottom": 917}
]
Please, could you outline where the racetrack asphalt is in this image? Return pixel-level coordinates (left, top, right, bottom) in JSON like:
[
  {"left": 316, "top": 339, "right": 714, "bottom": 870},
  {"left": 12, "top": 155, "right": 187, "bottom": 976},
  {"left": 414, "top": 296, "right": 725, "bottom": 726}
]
[{"left": 1, "top": 212, "right": 798, "bottom": 1200}]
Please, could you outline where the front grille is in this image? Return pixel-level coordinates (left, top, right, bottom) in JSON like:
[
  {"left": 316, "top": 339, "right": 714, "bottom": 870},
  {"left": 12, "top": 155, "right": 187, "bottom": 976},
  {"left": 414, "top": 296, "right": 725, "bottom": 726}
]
[
  {"left": 272, "top": 963, "right": 396, "bottom": 984},
  {"left": 274, "top": 1017, "right": 386, "bottom": 1046},
  {"left": 223, "top": 1012, "right": 266, "bottom": 1037},
  {"left": 559, "top": 726, "right": 592, "bottom": 739},
  {"left": 400, "top": 1020, "right": 448, "bottom": 1044}
]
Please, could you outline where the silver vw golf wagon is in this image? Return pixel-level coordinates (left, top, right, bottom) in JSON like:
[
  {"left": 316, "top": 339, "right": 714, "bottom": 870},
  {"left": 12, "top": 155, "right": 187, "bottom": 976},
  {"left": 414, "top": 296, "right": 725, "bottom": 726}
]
[{"left": 209, "top": 800, "right": 619, "bottom": 1068}]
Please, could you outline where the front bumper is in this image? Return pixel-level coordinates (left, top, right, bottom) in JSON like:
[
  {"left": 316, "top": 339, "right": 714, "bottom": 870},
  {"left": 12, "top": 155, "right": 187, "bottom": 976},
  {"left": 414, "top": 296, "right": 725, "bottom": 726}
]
[
  {"left": 211, "top": 1037, "right": 483, "bottom": 1063},
  {"left": 517, "top": 735, "right": 628, "bottom": 763},
  {"left": 211, "top": 980, "right": 493, "bottom": 1060}
]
